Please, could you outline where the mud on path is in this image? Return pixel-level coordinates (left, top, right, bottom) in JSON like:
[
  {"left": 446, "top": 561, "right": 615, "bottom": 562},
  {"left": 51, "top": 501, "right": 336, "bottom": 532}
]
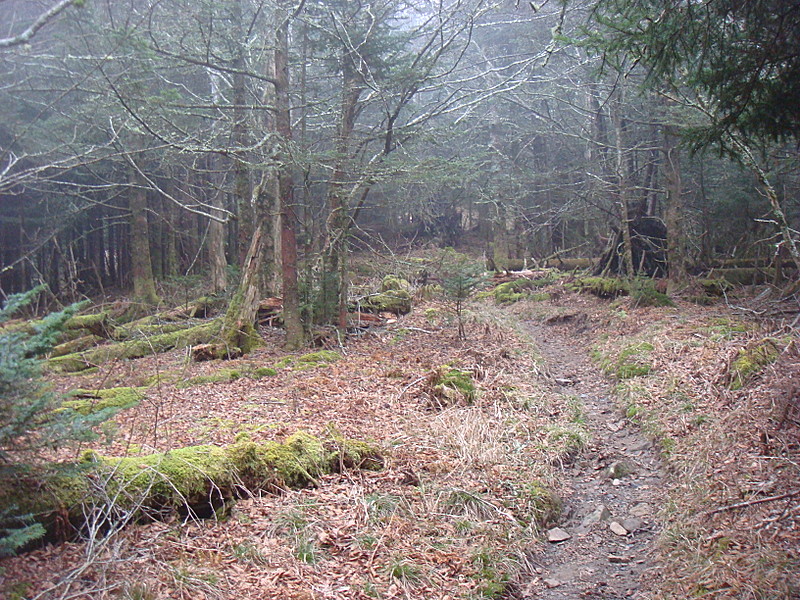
[{"left": 523, "top": 315, "right": 663, "bottom": 599}]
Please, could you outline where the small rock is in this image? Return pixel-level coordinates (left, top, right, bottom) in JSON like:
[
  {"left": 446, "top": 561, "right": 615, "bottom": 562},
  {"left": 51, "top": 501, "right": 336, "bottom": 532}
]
[
  {"left": 608, "top": 554, "right": 631, "bottom": 564},
  {"left": 544, "top": 578, "right": 562, "bottom": 589},
  {"left": 581, "top": 504, "right": 611, "bottom": 527},
  {"left": 622, "top": 517, "right": 643, "bottom": 533},
  {"left": 610, "top": 521, "right": 628, "bottom": 536},
  {"left": 547, "top": 527, "right": 572, "bottom": 543},
  {"left": 629, "top": 502, "right": 653, "bottom": 518},
  {"left": 612, "top": 478, "right": 621, "bottom": 486},
  {"left": 607, "top": 460, "right": 632, "bottom": 479}
]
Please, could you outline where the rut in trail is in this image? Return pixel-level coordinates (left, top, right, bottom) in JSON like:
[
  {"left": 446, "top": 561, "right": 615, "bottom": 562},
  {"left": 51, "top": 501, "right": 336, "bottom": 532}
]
[{"left": 522, "top": 317, "right": 664, "bottom": 599}]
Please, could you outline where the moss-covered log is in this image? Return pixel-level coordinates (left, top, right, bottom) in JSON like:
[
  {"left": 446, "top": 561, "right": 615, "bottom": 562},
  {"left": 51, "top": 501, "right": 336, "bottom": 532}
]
[
  {"left": 62, "top": 387, "right": 148, "bottom": 414},
  {"left": 50, "top": 334, "right": 103, "bottom": 358},
  {"left": 1, "top": 432, "right": 382, "bottom": 545},
  {"left": 48, "top": 320, "right": 222, "bottom": 373}
]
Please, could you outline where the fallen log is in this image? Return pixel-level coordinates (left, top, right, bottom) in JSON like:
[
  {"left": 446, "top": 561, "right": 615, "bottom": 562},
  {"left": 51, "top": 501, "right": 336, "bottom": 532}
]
[
  {"left": 0, "top": 432, "right": 383, "bottom": 547},
  {"left": 48, "top": 320, "right": 222, "bottom": 373},
  {"left": 50, "top": 334, "right": 103, "bottom": 358}
]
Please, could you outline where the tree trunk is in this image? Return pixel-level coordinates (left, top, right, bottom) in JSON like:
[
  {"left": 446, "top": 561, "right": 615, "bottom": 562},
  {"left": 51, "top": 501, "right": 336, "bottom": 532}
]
[
  {"left": 129, "top": 166, "right": 160, "bottom": 305},
  {"left": 232, "top": 0, "right": 252, "bottom": 267},
  {"left": 275, "top": 2, "right": 303, "bottom": 349},
  {"left": 613, "top": 92, "right": 636, "bottom": 277},
  {"left": 322, "top": 63, "right": 362, "bottom": 328},
  {"left": 663, "top": 125, "right": 686, "bottom": 282},
  {"left": 207, "top": 73, "right": 229, "bottom": 295},
  {"left": 218, "top": 219, "right": 267, "bottom": 355}
]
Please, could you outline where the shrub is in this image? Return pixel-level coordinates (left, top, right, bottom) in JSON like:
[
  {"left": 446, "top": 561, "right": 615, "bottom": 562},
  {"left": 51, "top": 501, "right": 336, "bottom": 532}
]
[{"left": 0, "top": 286, "right": 116, "bottom": 555}]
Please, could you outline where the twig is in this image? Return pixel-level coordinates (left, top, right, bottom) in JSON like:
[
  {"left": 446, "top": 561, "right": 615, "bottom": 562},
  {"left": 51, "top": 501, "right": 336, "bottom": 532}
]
[
  {"left": 396, "top": 376, "right": 427, "bottom": 401},
  {"left": 402, "top": 326, "right": 440, "bottom": 334},
  {"left": 707, "top": 490, "right": 799, "bottom": 516}
]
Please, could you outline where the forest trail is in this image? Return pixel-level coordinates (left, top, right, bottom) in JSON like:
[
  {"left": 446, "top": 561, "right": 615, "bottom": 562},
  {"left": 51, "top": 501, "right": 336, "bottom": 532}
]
[{"left": 524, "top": 315, "right": 664, "bottom": 599}]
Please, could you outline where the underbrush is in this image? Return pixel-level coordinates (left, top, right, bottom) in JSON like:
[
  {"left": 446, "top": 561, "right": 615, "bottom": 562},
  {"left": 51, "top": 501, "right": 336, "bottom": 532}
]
[
  {"left": 594, "top": 309, "right": 799, "bottom": 599},
  {"left": 1, "top": 296, "right": 576, "bottom": 599}
]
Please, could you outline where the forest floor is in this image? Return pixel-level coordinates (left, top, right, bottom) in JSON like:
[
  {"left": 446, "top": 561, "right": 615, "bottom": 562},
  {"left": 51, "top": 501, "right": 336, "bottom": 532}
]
[{"left": 2, "top": 275, "right": 799, "bottom": 600}]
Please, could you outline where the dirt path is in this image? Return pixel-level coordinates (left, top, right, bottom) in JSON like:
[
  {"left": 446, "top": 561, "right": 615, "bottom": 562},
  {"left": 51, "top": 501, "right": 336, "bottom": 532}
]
[{"left": 523, "top": 316, "right": 664, "bottom": 599}]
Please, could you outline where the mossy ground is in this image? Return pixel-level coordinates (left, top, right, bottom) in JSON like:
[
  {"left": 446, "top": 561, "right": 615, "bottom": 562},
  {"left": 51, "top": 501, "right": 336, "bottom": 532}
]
[
  {"left": 427, "top": 365, "right": 477, "bottom": 406},
  {"left": 595, "top": 341, "right": 654, "bottom": 379},
  {"left": 275, "top": 350, "right": 341, "bottom": 370},
  {"left": 568, "top": 276, "right": 629, "bottom": 298},
  {"left": 62, "top": 386, "right": 148, "bottom": 415},
  {"left": 727, "top": 338, "right": 781, "bottom": 390}
]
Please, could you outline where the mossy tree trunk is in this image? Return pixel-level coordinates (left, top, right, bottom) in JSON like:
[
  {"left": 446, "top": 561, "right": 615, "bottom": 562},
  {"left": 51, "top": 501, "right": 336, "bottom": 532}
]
[
  {"left": 129, "top": 165, "right": 160, "bottom": 306},
  {"left": 1, "top": 433, "right": 382, "bottom": 547},
  {"left": 219, "top": 221, "right": 267, "bottom": 355}
]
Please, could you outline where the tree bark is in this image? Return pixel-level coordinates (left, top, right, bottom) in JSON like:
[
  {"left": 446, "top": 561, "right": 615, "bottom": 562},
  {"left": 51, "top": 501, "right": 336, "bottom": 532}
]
[
  {"left": 218, "top": 218, "right": 267, "bottom": 355},
  {"left": 322, "top": 62, "right": 363, "bottom": 328},
  {"left": 613, "top": 91, "right": 636, "bottom": 278},
  {"left": 663, "top": 125, "right": 686, "bottom": 282},
  {"left": 275, "top": 2, "right": 303, "bottom": 349}
]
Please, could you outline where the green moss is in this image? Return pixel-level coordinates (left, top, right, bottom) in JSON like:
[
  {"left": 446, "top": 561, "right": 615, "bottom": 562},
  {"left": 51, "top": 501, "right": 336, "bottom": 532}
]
[
  {"left": 49, "top": 320, "right": 222, "bottom": 373},
  {"left": 277, "top": 350, "right": 341, "bottom": 370},
  {"left": 428, "top": 366, "right": 476, "bottom": 405},
  {"left": 599, "top": 342, "right": 654, "bottom": 379},
  {"left": 380, "top": 275, "right": 411, "bottom": 293},
  {"left": 493, "top": 277, "right": 553, "bottom": 304},
  {"left": 568, "top": 276, "right": 629, "bottom": 298},
  {"left": 362, "top": 290, "right": 412, "bottom": 315},
  {"left": 62, "top": 386, "right": 147, "bottom": 415},
  {"left": 630, "top": 279, "right": 674, "bottom": 307},
  {"left": 113, "top": 321, "right": 197, "bottom": 341},
  {"left": 50, "top": 334, "right": 103, "bottom": 358},
  {"left": 175, "top": 364, "right": 278, "bottom": 389},
  {"left": 0, "top": 431, "right": 384, "bottom": 541},
  {"left": 728, "top": 338, "right": 780, "bottom": 390},
  {"left": 252, "top": 366, "right": 278, "bottom": 378}
]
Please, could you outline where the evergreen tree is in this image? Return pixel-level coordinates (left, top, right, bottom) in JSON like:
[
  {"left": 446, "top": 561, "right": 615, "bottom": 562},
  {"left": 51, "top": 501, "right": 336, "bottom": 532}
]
[{"left": 0, "top": 286, "right": 115, "bottom": 555}]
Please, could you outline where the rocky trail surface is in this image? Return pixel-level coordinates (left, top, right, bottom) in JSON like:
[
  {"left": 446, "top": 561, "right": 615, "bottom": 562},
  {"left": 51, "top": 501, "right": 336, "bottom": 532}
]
[{"left": 524, "top": 316, "right": 664, "bottom": 599}]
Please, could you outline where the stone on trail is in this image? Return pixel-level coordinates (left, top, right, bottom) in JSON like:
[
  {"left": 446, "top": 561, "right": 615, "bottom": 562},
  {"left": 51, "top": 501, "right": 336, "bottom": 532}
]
[
  {"left": 610, "top": 521, "right": 629, "bottom": 536},
  {"left": 581, "top": 504, "right": 611, "bottom": 527},
  {"left": 622, "top": 517, "right": 643, "bottom": 533},
  {"left": 547, "top": 527, "right": 572, "bottom": 542},
  {"left": 629, "top": 502, "right": 653, "bottom": 518}
]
